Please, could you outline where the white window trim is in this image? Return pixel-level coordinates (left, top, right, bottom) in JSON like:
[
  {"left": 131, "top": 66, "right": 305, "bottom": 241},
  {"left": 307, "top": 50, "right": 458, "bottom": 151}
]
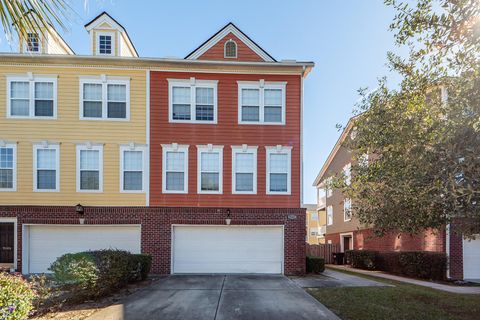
[
  {"left": 327, "top": 206, "right": 333, "bottom": 226},
  {"left": 325, "top": 177, "right": 333, "bottom": 198},
  {"left": 237, "top": 80, "right": 287, "bottom": 125},
  {"left": 119, "top": 144, "right": 147, "bottom": 193},
  {"left": 196, "top": 144, "right": 223, "bottom": 194},
  {"left": 168, "top": 78, "right": 218, "bottom": 124},
  {"left": 344, "top": 198, "right": 352, "bottom": 222},
  {"left": 33, "top": 142, "right": 60, "bottom": 192},
  {"left": 231, "top": 145, "right": 258, "bottom": 195},
  {"left": 340, "top": 232, "right": 354, "bottom": 252},
  {"left": 6, "top": 74, "right": 58, "bottom": 119},
  {"left": 79, "top": 75, "right": 130, "bottom": 121},
  {"left": 76, "top": 143, "right": 104, "bottom": 193},
  {"left": 224, "top": 39, "right": 237, "bottom": 58},
  {"left": 265, "top": 145, "right": 292, "bottom": 195},
  {"left": 0, "top": 142, "right": 17, "bottom": 192},
  {"left": 96, "top": 31, "right": 115, "bottom": 56},
  {"left": 162, "top": 143, "right": 189, "bottom": 194}
]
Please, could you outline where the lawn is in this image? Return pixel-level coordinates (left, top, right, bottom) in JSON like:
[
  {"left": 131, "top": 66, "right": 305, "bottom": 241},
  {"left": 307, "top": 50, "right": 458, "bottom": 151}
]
[{"left": 307, "top": 268, "right": 480, "bottom": 320}]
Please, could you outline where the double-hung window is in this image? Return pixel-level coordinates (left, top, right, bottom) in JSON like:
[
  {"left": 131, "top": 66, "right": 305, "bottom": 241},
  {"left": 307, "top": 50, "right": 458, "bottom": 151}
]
[
  {"left": 80, "top": 77, "right": 129, "bottom": 120},
  {"left": 33, "top": 143, "right": 59, "bottom": 192},
  {"left": 0, "top": 143, "right": 16, "bottom": 191},
  {"left": 168, "top": 78, "right": 218, "bottom": 123},
  {"left": 232, "top": 145, "right": 257, "bottom": 194},
  {"left": 266, "top": 146, "right": 292, "bottom": 194},
  {"left": 7, "top": 75, "right": 57, "bottom": 118},
  {"left": 344, "top": 198, "right": 352, "bottom": 221},
  {"left": 76, "top": 144, "right": 103, "bottom": 192},
  {"left": 238, "top": 80, "right": 286, "bottom": 124},
  {"left": 162, "top": 144, "right": 189, "bottom": 193},
  {"left": 197, "top": 145, "right": 223, "bottom": 194},
  {"left": 97, "top": 33, "right": 114, "bottom": 55},
  {"left": 327, "top": 206, "right": 333, "bottom": 226},
  {"left": 120, "top": 145, "right": 146, "bottom": 192}
]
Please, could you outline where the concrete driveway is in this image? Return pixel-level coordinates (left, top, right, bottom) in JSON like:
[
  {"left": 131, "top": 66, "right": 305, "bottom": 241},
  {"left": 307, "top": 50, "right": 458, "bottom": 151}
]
[{"left": 91, "top": 275, "right": 339, "bottom": 320}]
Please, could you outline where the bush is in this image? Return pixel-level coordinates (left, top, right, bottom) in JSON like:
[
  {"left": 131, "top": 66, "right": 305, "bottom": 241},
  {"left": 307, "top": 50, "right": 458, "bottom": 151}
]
[
  {"left": 378, "top": 251, "right": 447, "bottom": 280},
  {"left": 306, "top": 256, "right": 325, "bottom": 273},
  {"left": 0, "top": 273, "right": 36, "bottom": 320},
  {"left": 345, "top": 250, "right": 378, "bottom": 270},
  {"left": 49, "top": 250, "right": 152, "bottom": 299}
]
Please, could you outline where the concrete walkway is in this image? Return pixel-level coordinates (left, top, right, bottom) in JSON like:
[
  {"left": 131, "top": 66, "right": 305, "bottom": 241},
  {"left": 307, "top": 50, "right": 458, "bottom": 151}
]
[
  {"left": 328, "top": 265, "right": 480, "bottom": 294},
  {"left": 291, "top": 269, "right": 393, "bottom": 288}
]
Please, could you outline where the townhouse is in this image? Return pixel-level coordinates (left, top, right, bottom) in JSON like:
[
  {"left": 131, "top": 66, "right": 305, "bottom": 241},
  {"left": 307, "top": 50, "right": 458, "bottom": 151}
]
[
  {"left": 0, "top": 12, "right": 314, "bottom": 275},
  {"left": 312, "top": 116, "right": 480, "bottom": 281}
]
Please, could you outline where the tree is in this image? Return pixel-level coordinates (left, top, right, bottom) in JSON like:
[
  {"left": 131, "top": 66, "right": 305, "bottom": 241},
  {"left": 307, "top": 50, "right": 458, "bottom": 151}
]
[
  {"left": 0, "top": 0, "right": 74, "bottom": 41},
  {"left": 334, "top": 0, "right": 480, "bottom": 237}
]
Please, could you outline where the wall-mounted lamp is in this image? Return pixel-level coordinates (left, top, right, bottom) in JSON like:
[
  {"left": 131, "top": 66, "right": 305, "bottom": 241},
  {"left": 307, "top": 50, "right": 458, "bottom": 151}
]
[
  {"left": 225, "top": 209, "right": 231, "bottom": 226},
  {"left": 76, "top": 204, "right": 85, "bottom": 224}
]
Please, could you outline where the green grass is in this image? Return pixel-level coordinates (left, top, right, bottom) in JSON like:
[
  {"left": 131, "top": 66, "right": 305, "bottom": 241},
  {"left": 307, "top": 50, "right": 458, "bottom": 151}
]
[{"left": 307, "top": 268, "right": 480, "bottom": 320}]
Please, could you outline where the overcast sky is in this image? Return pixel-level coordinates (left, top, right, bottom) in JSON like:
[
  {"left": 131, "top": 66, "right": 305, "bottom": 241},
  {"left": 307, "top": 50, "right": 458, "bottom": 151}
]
[{"left": 0, "top": 0, "right": 404, "bottom": 204}]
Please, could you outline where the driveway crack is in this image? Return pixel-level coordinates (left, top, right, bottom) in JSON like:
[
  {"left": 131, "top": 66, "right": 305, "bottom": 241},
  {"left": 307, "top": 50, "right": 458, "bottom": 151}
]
[{"left": 213, "top": 275, "right": 226, "bottom": 320}]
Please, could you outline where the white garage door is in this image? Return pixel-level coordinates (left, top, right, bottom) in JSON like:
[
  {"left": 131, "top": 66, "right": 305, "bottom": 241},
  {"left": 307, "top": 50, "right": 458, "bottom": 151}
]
[
  {"left": 25, "top": 225, "right": 141, "bottom": 274},
  {"left": 172, "top": 226, "right": 283, "bottom": 274},
  {"left": 463, "top": 235, "right": 480, "bottom": 280}
]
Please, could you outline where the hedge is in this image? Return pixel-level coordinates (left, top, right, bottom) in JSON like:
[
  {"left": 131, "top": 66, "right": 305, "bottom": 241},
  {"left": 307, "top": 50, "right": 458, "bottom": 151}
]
[
  {"left": 49, "top": 249, "right": 152, "bottom": 299},
  {"left": 0, "top": 273, "right": 36, "bottom": 320},
  {"left": 345, "top": 250, "right": 447, "bottom": 280},
  {"left": 306, "top": 256, "right": 325, "bottom": 273}
]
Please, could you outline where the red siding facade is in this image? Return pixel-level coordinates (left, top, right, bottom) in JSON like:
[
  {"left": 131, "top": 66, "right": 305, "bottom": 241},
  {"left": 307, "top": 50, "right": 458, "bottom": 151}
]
[
  {"left": 197, "top": 32, "right": 265, "bottom": 62},
  {"left": 150, "top": 71, "right": 302, "bottom": 208}
]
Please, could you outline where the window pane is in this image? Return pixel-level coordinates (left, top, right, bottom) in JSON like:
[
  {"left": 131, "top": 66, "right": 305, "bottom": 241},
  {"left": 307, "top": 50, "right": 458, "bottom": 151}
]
[
  {"left": 11, "top": 82, "right": 29, "bottom": 99},
  {"left": 166, "top": 172, "right": 184, "bottom": 191},
  {"left": 124, "top": 171, "right": 142, "bottom": 190},
  {"left": 37, "top": 170, "right": 56, "bottom": 189},
  {"left": 83, "top": 101, "right": 102, "bottom": 117},
  {"left": 35, "top": 100, "right": 53, "bottom": 116},
  {"left": 11, "top": 100, "right": 29, "bottom": 116},
  {"left": 80, "top": 171, "right": 99, "bottom": 190},
  {"left": 0, "top": 148, "right": 13, "bottom": 168},
  {"left": 196, "top": 87, "right": 213, "bottom": 104},
  {"left": 37, "top": 149, "right": 56, "bottom": 169},
  {"left": 80, "top": 150, "right": 99, "bottom": 170},
  {"left": 264, "top": 106, "right": 282, "bottom": 122},
  {"left": 201, "top": 172, "right": 219, "bottom": 191},
  {"left": 236, "top": 153, "right": 253, "bottom": 172},
  {"left": 173, "top": 87, "right": 190, "bottom": 104},
  {"left": 195, "top": 105, "right": 213, "bottom": 121},
  {"left": 264, "top": 89, "right": 282, "bottom": 105},
  {"left": 270, "top": 154, "right": 288, "bottom": 172},
  {"left": 236, "top": 173, "right": 253, "bottom": 191},
  {"left": 270, "top": 173, "right": 287, "bottom": 192},
  {"left": 35, "top": 82, "right": 53, "bottom": 99},
  {"left": 225, "top": 41, "right": 236, "bottom": 57},
  {"left": 99, "top": 35, "right": 112, "bottom": 54},
  {"left": 0, "top": 169, "right": 13, "bottom": 188},
  {"left": 166, "top": 152, "right": 184, "bottom": 171},
  {"left": 241, "top": 106, "right": 259, "bottom": 121},
  {"left": 107, "top": 84, "right": 126, "bottom": 101},
  {"left": 124, "top": 151, "right": 142, "bottom": 171},
  {"left": 201, "top": 152, "right": 219, "bottom": 171},
  {"left": 107, "top": 102, "right": 126, "bottom": 118},
  {"left": 242, "top": 89, "right": 259, "bottom": 106},
  {"left": 27, "top": 33, "right": 39, "bottom": 52},
  {"left": 173, "top": 104, "right": 191, "bottom": 120},
  {"left": 83, "top": 83, "right": 102, "bottom": 100}
]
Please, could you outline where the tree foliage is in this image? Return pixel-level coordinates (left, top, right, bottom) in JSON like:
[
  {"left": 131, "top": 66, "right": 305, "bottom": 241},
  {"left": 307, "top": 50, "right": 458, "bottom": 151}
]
[{"left": 334, "top": 0, "right": 480, "bottom": 236}]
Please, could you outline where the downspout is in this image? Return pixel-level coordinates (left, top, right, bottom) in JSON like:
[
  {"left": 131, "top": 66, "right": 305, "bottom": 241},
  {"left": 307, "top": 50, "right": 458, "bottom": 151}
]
[{"left": 300, "top": 66, "right": 306, "bottom": 207}]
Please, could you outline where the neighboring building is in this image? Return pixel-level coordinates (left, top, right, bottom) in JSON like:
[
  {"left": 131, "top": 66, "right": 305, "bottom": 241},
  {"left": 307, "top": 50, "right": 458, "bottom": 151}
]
[
  {"left": 312, "top": 116, "right": 480, "bottom": 281},
  {"left": 0, "top": 13, "right": 314, "bottom": 276},
  {"left": 305, "top": 203, "right": 326, "bottom": 245}
]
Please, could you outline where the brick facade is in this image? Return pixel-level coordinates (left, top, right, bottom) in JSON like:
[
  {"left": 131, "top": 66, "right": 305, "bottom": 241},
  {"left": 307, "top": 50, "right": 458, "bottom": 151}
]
[{"left": 0, "top": 206, "right": 306, "bottom": 275}]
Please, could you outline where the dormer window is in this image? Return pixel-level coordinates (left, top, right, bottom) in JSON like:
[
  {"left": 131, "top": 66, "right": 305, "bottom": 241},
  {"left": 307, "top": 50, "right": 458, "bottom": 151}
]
[
  {"left": 97, "top": 33, "right": 113, "bottom": 55},
  {"left": 26, "top": 33, "right": 40, "bottom": 53},
  {"left": 224, "top": 40, "right": 237, "bottom": 58}
]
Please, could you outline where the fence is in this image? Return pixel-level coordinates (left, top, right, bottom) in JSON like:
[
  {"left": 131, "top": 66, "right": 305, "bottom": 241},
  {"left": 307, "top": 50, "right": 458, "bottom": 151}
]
[{"left": 306, "top": 243, "right": 341, "bottom": 264}]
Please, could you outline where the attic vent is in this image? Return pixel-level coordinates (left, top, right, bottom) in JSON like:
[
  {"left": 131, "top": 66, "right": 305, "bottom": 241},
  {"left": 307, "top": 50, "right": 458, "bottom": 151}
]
[{"left": 224, "top": 40, "right": 237, "bottom": 58}]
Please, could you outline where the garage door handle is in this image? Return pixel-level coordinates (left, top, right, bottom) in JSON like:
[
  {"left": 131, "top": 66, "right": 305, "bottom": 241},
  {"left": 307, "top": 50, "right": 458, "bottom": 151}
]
[{"left": 2, "top": 247, "right": 12, "bottom": 250}]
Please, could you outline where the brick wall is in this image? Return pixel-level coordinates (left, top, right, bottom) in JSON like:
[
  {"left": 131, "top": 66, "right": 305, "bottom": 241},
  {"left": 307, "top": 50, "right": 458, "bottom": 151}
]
[
  {"left": 448, "top": 222, "right": 464, "bottom": 280},
  {"left": 0, "top": 206, "right": 306, "bottom": 275}
]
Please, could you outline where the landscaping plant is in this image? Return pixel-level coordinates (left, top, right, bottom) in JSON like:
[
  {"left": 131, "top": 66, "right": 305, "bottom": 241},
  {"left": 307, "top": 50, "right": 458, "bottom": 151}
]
[
  {"left": 306, "top": 256, "right": 325, "bottom": 274},
  {"left": 0, "top": 272, "right": 36, "bottom": 320}
]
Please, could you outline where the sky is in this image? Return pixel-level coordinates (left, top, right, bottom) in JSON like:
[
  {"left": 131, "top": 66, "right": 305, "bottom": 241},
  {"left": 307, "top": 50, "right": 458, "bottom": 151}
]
[{"left": 0, "top": 0, "right": 404, "bottom": 205}]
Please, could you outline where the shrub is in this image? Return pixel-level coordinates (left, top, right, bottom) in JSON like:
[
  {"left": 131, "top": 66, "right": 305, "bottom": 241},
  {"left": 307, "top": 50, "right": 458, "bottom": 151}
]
[
  {"left": 0, "top": 273, "right": 36, "bottom": 320},
  {"left": 377, "top": 251, "right": 447, "bottom": 280},
  {"left": 49, "top": 250, "right": 152, "bottom": 299},
  {"left": 345, "top": 250, "right": 378, "bottom": 270},
  {"left": 306, "top": 256, "right": 325, "bottom": 273}
]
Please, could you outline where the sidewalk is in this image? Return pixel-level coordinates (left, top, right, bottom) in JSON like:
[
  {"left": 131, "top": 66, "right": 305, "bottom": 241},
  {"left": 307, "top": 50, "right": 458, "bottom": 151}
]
[{"left": 328, "top": 265, "right": 480, "bottom": 294}]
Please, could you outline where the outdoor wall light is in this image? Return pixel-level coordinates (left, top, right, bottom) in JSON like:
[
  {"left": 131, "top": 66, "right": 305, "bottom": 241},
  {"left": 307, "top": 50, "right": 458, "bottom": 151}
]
[
  {"left": 226, "top": 208, "right": 231, "bottom": 225},
  {"left": 76, "top": 204, "right": 85, "bottom": 224}
]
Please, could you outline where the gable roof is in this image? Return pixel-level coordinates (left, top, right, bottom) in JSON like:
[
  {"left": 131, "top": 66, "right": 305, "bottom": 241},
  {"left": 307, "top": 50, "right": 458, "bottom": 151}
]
[
  {"left": 47, "top": 25, "right": 75, "bottom": 54},
  {"left": 312, "top": 116, "right": 357, "bottom": 187},
  {"left": 185, "top": 22, "right": 276, "bottom": 62},
  {"left": 84, "top": 11, "right": 139, "bottom": 57}
]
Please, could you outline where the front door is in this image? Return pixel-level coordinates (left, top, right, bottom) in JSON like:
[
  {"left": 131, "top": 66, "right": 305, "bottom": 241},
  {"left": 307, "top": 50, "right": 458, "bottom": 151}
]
[
  {"left": 0, "top": 223, "right": 14, "bottom": 263},
  {"left": 342, "top": 235, "right": 352, "bottom": 252}
]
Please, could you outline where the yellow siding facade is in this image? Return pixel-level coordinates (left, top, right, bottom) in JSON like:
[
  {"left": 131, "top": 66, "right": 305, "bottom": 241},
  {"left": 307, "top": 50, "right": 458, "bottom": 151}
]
[{"left": 0, "top": 63, "right": 147, "bottom": 206}]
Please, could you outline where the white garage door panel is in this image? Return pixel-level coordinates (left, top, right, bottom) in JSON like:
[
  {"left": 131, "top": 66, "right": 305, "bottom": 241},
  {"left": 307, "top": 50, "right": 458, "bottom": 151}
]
[
  {"left": 463, "top": 235, "right": 480, "bottom": 280},
  {"left": 27, "top": 225, "right": 141, "bottom": 274},
  {"left": 173, "top": 226, "right": 283, "bottom": 274}
]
